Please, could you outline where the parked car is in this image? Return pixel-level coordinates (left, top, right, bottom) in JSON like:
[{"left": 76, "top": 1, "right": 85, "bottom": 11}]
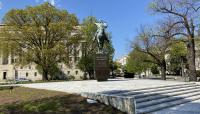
[{"left": 15, "top": 78, "right": 31, "bottom": 83}]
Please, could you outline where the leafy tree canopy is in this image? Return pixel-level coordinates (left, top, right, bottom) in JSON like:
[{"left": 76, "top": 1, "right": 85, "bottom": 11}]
[
  {"left": 0, "top": 3, "right": 79, "bottom": 80},
  {"left": 125, "top": 49, "right": 153, "bottom": 74}
]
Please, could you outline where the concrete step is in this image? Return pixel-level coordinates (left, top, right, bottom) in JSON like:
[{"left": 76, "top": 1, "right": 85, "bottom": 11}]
[
  {"left": 105, "top": 83, "right": 195, "bottom": 95},
  {"left": 136, "top": 93, "right": 200, "bottom": 114},
  {"left": 136, "top": 87, "right": 200, "bottom": 103},
  {"left": 133, "top": 85, "right": 200, "bottom": 99},
  {"left": 117, "top": 84, "right": 197, "bottom": 96},
  {"left": 136, "top": 90, "right": 200, "bottom": 109}
]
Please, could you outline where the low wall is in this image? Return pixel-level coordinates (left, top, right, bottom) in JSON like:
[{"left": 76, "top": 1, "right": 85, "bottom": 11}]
[{"left": 81, "top": 92, "right": 136, "bottom": 114}]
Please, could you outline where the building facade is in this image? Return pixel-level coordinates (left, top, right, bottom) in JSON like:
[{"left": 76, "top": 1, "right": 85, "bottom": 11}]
[
  {"left": 0, "top": 44, "right": 85, "bottom": 82},
  {"left": 116, "top": 56, "right": 128, "bottom": 66},
  {"left": 0, "top": 44, "right": 85, "bottom": 81}
]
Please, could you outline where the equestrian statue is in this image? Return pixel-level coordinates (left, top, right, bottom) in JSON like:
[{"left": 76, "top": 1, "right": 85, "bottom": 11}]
[{"left": 93, "top": 20, "right": 110, "bottom": 53}]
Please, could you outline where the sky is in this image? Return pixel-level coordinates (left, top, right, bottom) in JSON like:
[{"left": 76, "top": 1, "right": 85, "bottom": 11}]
[{"left": 0, "top": 0, "right": 161, "bottom": 60}]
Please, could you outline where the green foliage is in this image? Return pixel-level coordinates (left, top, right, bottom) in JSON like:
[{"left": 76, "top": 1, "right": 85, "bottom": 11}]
[
  {"left": 111, "top": 61, "right": 121, "bottom": 71},
  {"left": 81, "top": 16, "right": 97, "bottom": 44},
  {"left": 77, "top": 16, "right": 97, "bottom": 79},
  {"left": 151, "top": 65, "right": 159, "bottom": 74},
  {"left": 78, "top": 54, "right": 94, "bottom": 73},
  {"left": 36, "top": 64, "right": 61, "bottom": 79},
  {"left": 169, "top": 42, "right": 187, "bottom": 58},
  {"left": 66, "top": 75, "right": 75, "bottom": 81},
  {"left": 168, "top": 41, "right": 187, "bottom": 75},
  {"left": 1, "top": 3, "right": 79, "bottom": 80},
  {"left": 125, "top": 49, "right": 152, "bottom": 73}
]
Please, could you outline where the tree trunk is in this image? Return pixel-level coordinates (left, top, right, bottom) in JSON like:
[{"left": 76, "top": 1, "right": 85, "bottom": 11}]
[
  {"left": 160, "top": 61, "right": 166, "bottom": 80},
  {"left": 88, "top": 71, "right": 94, "bottom": 79},
  {"left": 181, "top": 57, "right": 185, "bottom": 77},
  {"left": 42, "top": 69, "right": 49, "bottom": 81},
  {"left": 83, "top": 71, "right": 87, "bottom": 80},
  {"left": 187, "top": 38, "right": 197, "bottom": 81}
]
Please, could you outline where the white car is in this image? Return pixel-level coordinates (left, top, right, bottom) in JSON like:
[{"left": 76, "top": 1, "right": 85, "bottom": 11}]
[{"left": 15, "top": 78, "right": 31, "bottom": 83}]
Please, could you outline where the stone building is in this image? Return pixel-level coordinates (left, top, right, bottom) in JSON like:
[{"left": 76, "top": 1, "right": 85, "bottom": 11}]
[
  {"left": 116, "top": 56, "right": 128, "bottom": 66},
  {"left": 0, "top": 24, "right": 84, "bottom": 81}
]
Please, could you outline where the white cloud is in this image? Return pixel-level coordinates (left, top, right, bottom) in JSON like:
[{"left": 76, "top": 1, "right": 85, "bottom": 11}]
[
  {"left": 0, "top": 1, "right": 2, "bottom": 9},
  {"left": 44, "top": 0, "right": 55, "bottom": 6}
]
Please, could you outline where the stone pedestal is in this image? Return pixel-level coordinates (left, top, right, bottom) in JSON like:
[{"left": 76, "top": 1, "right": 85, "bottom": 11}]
[{"left": 95, "top": 53, "right": 109, "bottom": 81}]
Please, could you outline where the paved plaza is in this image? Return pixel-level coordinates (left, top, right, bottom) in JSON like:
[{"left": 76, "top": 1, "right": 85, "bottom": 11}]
[{"left": 20, "top": 78, "right": 186, "bottom": 94}]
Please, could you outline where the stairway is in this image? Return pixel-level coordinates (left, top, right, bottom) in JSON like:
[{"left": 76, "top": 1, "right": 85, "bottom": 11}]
[
  {"left": 83, "top": 83, "right": 200, "bottom": 114},
  {"left": 114, "top": 83, "right": 200, "bottom": 114}
]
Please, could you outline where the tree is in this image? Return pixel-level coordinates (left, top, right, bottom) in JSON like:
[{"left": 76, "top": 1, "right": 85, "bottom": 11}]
[
  {"left": 78, "top": 54, "right": 94, "bottom": 79},
  {"left": 168, "top": 41, "right": 187, "bottom": 76},
  {"left": 125, "top": 49, "right": 152, "bottom": 74},
  {"left": 111, "top": 61, "right": 121, "bottom": 72},
  {"left": 0, "top": 3, "right": 79, "bottom": 80},
  {"left": 150, "top": 0, "right": 200, "bottom": 81},
  {"left": 78, "top": 16, "right": 114, "bottom": 79},
  {"left": 134, "top": 19, "right": 176, "bottom": 80},
  {"left": 77, "top": 16, "right": 97, "bottom": 79}
]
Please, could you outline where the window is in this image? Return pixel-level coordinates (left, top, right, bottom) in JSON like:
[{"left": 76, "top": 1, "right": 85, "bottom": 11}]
[
  {"left": 74, "top": 45, "right": 77, "bottom": 55},
  {"left": 11, "top": 54, "right": 15, "bottom": 64},
  {"left": 11, "top": 58, "right": 15, "bottom": 64},
  {"left": 67, "top": 71, "right": 70, "bottom": 75},
  {"left": 74, "top": 57, "right": 77, "bottom": 62},
  {"left": 20, "top": 66, "right": 23, "bottom": 69},
  {"left": 14, "top": 59, "right": 17, "bottom": 63},
  {"left": 15, "top": 70, "right": 18, "bottom": 79},
  {"left": 29, "top": 66, "right": 31, "bottom": 69},
  {"left": 76, "top": 70, "right": 78, "bottom": 75},
  {"left": 2, "top": 56, "right": 8, "bottom": 65},
  {"left": 3, "top": 72, "right": 7, "bottom": 79},
  {"left": 26, "top": 73, "right": 28, "bottom": 77},
  {"left": 34, "top": 72, "right": 37, "bottom": 77}
]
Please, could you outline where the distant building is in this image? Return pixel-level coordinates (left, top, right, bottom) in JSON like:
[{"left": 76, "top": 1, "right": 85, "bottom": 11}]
[{"left": 116, "top": 56, "right": 128, "bottom": 66}]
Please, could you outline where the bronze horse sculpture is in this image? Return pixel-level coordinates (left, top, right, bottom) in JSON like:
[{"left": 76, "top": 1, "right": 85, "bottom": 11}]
[{"left": 93, "top": 20, "right": 110, "bottom": 53}]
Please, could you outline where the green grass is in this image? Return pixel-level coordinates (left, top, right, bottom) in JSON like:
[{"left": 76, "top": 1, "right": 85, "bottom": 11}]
[{"left": 0, "top": 87, "right": 124, "bottom": 114}]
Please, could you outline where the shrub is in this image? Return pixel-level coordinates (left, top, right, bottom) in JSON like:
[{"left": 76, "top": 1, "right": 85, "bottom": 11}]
[
  {"left": 151, "top": 66, "right": 159, "bottom": 74},
  {"left": 196, "top": 70, "right": 200, "bottom": 77},
  {"left": 124, "top": 70, "right": 135, "bottom": 78},
  {"left": 66, "top": 75, "right": 75, "bottom": 81}
]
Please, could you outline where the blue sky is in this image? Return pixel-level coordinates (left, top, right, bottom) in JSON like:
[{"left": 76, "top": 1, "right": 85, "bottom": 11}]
[{"left": 0, "top": 0, "right": 160, "bottom": 60}]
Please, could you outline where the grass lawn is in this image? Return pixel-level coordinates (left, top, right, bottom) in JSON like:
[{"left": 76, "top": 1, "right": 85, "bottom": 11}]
[{"left": 0, "top": 87, "right": 124, "bottom": 114}]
